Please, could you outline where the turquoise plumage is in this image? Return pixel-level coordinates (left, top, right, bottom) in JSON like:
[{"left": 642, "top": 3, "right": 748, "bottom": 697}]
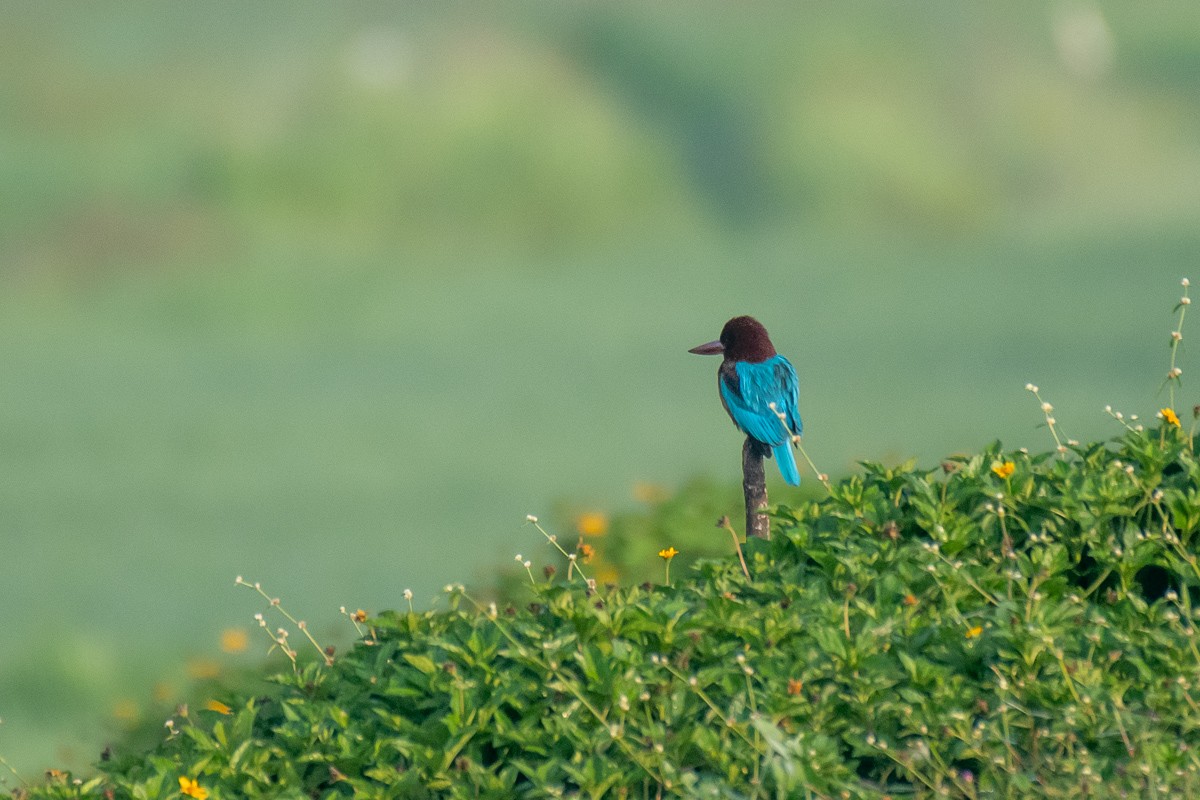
[{"left": 720, "top": 356, "right": 802, "bottom": 485}]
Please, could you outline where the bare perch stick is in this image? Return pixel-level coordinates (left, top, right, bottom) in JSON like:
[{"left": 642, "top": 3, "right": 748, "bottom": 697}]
[{"left": 743, "top": 437, "right": 770, "bottom": 539}]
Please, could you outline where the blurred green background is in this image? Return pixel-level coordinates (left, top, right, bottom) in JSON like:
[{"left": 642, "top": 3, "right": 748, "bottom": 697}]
[{"left": 3, "top": 1, "right": 1200, "bottom": 776}]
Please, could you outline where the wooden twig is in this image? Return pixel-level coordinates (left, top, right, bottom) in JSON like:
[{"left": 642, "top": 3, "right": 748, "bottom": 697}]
[{"left": 742, "top": 437, "right": 770, "bottom": 539}]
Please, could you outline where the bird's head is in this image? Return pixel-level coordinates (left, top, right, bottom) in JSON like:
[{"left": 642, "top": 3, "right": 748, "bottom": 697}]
[{"left": 688, "top": 316, "right": 778, "bottom": 363}]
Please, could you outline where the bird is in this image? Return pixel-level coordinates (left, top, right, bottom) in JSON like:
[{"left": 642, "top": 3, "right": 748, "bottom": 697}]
[{"left": 689, "top": 316, "right": 802, "bottom": 485}]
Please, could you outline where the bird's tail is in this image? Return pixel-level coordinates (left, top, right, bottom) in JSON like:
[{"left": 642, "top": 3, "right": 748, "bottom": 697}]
[{"left": 773, "top": 441, "right": 801, "bottom": 486}]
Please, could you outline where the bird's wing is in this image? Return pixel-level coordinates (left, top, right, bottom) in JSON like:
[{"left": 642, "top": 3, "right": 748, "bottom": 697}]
[
  {"left": 719, "top": 357, "right": 799, "bottom": 446},
  {"left": 775, "top": 355, "right": 802, "bottom": 437}
]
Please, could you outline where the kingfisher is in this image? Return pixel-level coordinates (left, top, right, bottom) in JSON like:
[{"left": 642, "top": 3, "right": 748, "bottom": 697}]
[{"left": 689, "top": 316, "right": 802, "bottom": 485}]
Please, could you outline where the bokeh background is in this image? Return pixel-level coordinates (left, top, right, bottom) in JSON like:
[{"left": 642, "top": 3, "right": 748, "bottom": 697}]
[{"left": 3, "top": 1, "right": 1199, "bottom": 775}]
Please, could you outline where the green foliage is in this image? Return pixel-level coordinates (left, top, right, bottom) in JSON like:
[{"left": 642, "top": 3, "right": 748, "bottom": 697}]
[{"left": 9, "top": 422, "right": 1200, "bottom": 799}]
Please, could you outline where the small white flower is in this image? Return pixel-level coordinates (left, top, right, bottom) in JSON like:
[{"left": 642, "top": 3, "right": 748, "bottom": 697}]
[
  {"left": 1041, "top": 402, "right": 1054, "bottom": 413},
  {"left": 403, "top": 588, "right": 413, "bottom": 601},
  {"left": 1046, "top": 416, "right": 1056, "bottom": 426},
  {"left": 1173, "top": 331, "right": 1184, "bottom": 342},
  {"left": 1025, "top": 383, "right": 1038, "bottom": 392},
  {"left": 515, "top": 554, "right": 523, "bottom": 562},
  {"left": 525, "top": 514, "right": 538, "bottom": 523},
  {"left": 1183, "top": 278, "right": 1191, "bottom": 287},
  {"left": 1182, "top": 297, "right": 1192, "bottom": 306}
]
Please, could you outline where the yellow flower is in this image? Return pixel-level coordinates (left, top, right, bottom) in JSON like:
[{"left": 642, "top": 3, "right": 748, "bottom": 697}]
[
  {"left": 786, "top": 678, "right": 804, "bottom": 696},
  {"left": 186, "top": 658, "right": 221, "bottom": 680},
  {"left": 178, "top": 776, "right": 209, "bottom": 800},
  {"left": 112, "top": 698, "right": 139, "bottom": 724},
  {"left": 205, "top": 699, "right": 232, "bottom": 715},
  {"left": 1162, "top": 407, "right": 1181, "bottom": 427},
  {"left": 991, "top": 461, "right": 1015, "bottom": 479},
  {"left": 658, "top": 547, "right": 679, "bottom": 560},
  {"left": 576, "top": 512, "right": 609, "bottom": 537},
  {"left": 965, "top": 625, "right": 983, "bottom": 639},
  {"left": 219, "top": 627, "right": 249, "bottom": 653},
  {"left": 595, "top": 566, "right": 620, "bottom": 584},
  {"left": 578, "top": 543, "right": 596, "bottom": 563},
  {"left": 352, "top": 609, "right": 368, "bottom": 623},
  {"left": 632, "top": 482, "right": 669, "bottom": 504}
]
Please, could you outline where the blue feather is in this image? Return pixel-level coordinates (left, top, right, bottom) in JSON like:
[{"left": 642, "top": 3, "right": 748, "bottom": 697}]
[
  {"left": 718, "top": 355, "right": 802, "bottom": 485},
  {"left": 773, "top": 442, "right": 800, "bottom": 486}
]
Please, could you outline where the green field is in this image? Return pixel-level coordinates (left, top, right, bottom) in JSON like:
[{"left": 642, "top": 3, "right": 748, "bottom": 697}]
[{"left": 2, "top": 2, "right": 1200, "bottom": 777}]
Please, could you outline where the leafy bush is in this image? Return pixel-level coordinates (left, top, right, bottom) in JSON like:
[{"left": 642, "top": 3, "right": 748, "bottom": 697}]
[{"left": 7, "top": 417, "right": 1200, "bottom": 799}]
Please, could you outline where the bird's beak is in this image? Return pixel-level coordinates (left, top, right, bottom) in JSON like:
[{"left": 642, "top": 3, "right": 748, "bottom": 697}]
[{"left": 688, "top": 340, "right": 724, "bottom": 355}]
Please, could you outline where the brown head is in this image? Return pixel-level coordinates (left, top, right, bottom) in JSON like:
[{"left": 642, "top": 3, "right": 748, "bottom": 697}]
[{"left": 688, "top": 316, "right": 778, "bottom": 363}]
